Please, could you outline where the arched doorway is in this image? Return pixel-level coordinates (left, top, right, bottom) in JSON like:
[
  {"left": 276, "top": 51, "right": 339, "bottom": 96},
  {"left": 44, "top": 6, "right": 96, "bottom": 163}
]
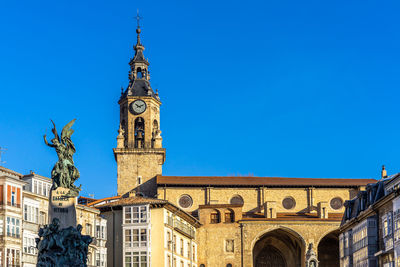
[
  {"left": 253, "top": 228, "right": 304, "bottom": 267},
  {"left": 318, "top": 230, "right": 339, "bottom": 267}
]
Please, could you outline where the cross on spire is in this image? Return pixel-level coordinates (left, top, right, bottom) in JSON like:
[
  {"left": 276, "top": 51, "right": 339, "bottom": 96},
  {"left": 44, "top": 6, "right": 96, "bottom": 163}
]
[{"left": 135, "top": 9, "right": 142, "bottom": 29}]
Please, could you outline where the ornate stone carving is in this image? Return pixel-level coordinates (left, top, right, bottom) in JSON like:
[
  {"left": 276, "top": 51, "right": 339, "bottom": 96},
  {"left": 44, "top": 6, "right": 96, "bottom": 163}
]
[
  {"left": 305, "top": 243, "right": 318, "bottom": 267},
  {"left": 36, "top": 218, "right": 92, "bottom": 267}
]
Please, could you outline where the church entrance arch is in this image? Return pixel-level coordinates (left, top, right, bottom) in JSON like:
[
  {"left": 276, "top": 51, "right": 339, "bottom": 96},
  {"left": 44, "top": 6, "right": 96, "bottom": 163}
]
[
  {"left": 317, "top": 230, "right": 339, "bottom": 267},
  {"left": 253, "top": 228, "right": 305, "bottom": 267}
]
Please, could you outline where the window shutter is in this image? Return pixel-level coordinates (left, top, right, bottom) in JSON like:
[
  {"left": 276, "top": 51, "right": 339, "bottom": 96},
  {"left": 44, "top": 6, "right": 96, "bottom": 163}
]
[
  {"left": 16, "top": 188, "right": 21, "bottom": 206},
  {"left": 7, "top": 185, "right": 11, "bottom": 204}
]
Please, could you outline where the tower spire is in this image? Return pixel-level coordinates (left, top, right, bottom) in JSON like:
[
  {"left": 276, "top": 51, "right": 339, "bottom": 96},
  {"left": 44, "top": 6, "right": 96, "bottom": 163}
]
[
  {"left": 135, "top": 9, "right": 143, "bottom": 47},
  {"left": 122, "top": 12, "right": 159, "bottom": 100}
]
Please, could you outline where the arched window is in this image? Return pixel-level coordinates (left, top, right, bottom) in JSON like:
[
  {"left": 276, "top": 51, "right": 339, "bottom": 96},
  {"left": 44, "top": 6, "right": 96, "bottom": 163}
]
[
  {"left": 230, "top": 195, "right": 244, "bottom": 205},
  {"left": 151, "top": 120, "right": 159, "bottom": 148},
  {"left": 134, "top": 117, "right": 145, "bottom": 148},
  {"left": 137, "top": 67, "right": 143, "bottom": 78},
  {"left": 227, "top": 264, "right": 232, "bottom": 267},
  {"left": 210, "top": 209, "right": 220, "bottom": 224},
  {"left": 200, "top": 265, "right": 205, "bottom": 267},
  {"left": 224, "top": 209, "right": 234, "bottom": 223}
]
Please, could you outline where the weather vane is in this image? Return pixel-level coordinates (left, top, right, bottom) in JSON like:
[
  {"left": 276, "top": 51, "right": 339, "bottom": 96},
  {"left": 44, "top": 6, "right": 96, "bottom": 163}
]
[{"left": 135, "top": 9, "right": 142, "bottom": 28}]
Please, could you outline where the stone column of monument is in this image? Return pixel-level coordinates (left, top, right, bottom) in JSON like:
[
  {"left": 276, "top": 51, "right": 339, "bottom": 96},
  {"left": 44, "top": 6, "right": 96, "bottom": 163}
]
[{"left": 36, "top": 119, "right": 92, "bottom": 267}]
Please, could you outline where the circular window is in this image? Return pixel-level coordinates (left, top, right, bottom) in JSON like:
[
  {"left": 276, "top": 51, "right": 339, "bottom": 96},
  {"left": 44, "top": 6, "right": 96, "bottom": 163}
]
[
  {"left": 282, "top": 197, "right": 296, "bottom": 210},
  {"left": 330, "top": 197, "right": 343, "bottom": 210},
  {"left": 178, "top": 194, "right": 193, "bottom": 208},
  {"left": 230, "top": 195, "right": 244, "bottom": 205}
]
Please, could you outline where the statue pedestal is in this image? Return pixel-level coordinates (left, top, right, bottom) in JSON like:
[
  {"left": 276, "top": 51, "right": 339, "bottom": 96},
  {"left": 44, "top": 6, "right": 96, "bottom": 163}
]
[{"left": 49, "top": 187, "right": 77, "bottom": 229}]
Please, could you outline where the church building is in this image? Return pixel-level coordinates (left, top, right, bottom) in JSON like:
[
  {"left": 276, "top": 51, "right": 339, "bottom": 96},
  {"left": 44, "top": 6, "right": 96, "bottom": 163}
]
[{"left": 92, "top": 23, "right": 377, "bottom": 267}]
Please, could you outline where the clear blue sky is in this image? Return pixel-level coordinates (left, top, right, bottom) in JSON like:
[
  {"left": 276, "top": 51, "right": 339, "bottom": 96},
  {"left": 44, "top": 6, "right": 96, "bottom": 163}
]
[{"left": 1, "top": 0, "right": 399, "bottom": 198}]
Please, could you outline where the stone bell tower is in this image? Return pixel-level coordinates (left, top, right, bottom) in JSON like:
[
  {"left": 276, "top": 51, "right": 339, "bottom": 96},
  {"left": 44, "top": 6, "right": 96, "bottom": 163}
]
[{"left": 114, "top": 22, "right": 166, "bottom": 197}]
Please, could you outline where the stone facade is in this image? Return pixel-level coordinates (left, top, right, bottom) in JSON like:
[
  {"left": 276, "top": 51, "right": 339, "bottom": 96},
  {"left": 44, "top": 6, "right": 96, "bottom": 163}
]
[{"left": 108, "top": 24, "right": 378, "bottom": 267}]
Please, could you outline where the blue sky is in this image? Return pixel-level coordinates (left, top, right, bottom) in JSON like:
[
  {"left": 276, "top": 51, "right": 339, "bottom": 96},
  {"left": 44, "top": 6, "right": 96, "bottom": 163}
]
[{"left": 1, "top": 0, "right": 399, "bottom": 198}]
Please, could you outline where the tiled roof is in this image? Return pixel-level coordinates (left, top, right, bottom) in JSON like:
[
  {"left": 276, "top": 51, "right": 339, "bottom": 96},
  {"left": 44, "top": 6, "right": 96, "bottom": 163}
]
[
  {"left": 87, "top": 196, "right": 121, "bottom": 207},
  {"left": 157, "top": 175, "right": 376, "bottom": 187},
  {"left": 95, "top": 196, "right": 167, "bottom": 208}
]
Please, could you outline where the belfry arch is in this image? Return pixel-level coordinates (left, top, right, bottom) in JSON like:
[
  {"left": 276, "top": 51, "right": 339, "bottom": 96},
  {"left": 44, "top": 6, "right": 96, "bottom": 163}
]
[{"left": 252, "top": 228, "right": 305, "bottom": 267}]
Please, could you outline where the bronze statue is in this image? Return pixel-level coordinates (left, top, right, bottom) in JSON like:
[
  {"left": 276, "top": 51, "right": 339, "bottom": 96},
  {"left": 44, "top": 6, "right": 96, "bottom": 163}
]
[{"left": 44, "top": 119, "right": 81, "bottom": 197}]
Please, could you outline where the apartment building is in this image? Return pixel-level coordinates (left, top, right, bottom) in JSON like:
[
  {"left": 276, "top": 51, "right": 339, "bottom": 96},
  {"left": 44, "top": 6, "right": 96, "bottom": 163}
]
[{"left": 0, "top": 166, "right": 107, "bottom": 267}]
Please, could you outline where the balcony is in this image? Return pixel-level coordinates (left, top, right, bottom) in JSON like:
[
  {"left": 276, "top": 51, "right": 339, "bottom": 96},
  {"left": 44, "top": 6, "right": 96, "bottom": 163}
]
[
  {"left": 167, "top": 216, "right": 195, "bottom": 239},
  {"left": 7, "top": 202, "right": 21, "bottom": 208}
]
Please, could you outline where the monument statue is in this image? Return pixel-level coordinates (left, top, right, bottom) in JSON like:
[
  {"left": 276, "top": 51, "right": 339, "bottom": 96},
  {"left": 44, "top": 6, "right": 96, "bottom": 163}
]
[
  {"left": 44, "top": 119, "right": 81, "bottom": 197},
  {"left": 36, "top": 119, "right": 92, "bottom": 267}
]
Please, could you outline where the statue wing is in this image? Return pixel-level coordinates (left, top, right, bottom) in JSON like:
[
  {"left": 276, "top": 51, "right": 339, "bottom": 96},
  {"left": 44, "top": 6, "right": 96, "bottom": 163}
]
[
  {"left": 61, "top": 119, "right": 76, "bottom": 155},
  {"left": 50, "top": 120, "right": 60, "bottom": 142}
]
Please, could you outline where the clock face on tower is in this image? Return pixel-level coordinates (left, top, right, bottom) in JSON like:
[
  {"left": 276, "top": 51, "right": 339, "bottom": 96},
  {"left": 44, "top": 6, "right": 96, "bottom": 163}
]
[{"left": 129, "top": 99, "right": 147, "bottom": 115}]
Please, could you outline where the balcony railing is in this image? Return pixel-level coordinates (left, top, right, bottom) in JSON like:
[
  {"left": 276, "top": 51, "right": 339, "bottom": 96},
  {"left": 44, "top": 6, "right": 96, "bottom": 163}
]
[
  {"left": 7, "top": 232, "right": 20, "bottom": 238},
  {"left": 167, "top": 216, "right": 195, "bottom": 239},
  {"left": 7, "top": 202, "right": 21, "bottom": 208}
]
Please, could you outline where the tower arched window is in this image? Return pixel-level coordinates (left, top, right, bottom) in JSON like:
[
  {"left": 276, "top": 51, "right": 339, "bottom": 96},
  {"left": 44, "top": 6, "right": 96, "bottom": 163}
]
[
  {"left": 210, "top": 209, "right": 220, "bottom": 224},
  {"left": 134, "top": 117, "right": 145, "bottom": 148},
  {"left": 224, "top": 209, "right": 234, "bottom": 223},
  {"left": 136, "top": 67, "right": 143, "bottom": 79},
  {"left": 151, "top": 120, "right": 159, "bottom": 148}
]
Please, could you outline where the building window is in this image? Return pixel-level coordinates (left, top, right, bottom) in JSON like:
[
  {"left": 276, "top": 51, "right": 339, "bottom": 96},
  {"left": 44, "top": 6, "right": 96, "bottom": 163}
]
[
  {"left": 173, "top": 235, "right": 176, "bottom": 252},
  {"left": 230, "top": 195, "right": 244, "bottom": 205},
  {"left": 167, "top": 231, "right": 171, "bottom": 250},
  {"left": 226, "top": 239, "right": 234, "bottom": 252},
  {"left": 178, "top": 194, "right": 193, "bottom": 209},
  {"left": 192, "top": 245, "right": 196, "bottom": 260},
  {"left": 34, "top": 180, "right": 38, "bottom": 194},
  {"left": 0, "top": 216, "right": 3, "bottom": 235},
  {"left": 100, "top": 253, "right": 105, "bottom": 267},
  {"left": 124, "top": 205, "right": 148, "bottom": 224},
  {"left": 167, "top": 255, "right": 171, "bottom": 267},
  {"left": 227, "top": 264, "right": 233, "bottom": 267},
  {"left": 137, "top": 176, "right": 142, "bottom": 185},
  {"left": 11, "top": 191, "right": 15, "bottom": 206},
  {"left": 85, "top": 223, "right": 92, "bottom": 236},
  {"left": 187, "top": 242, "right": 190, "bottom": 258},
  {"left": 6, "top": 217, "right": 20, "bottom": 238},
  {"left": 330, "top": 197, "right": 344, "bottom": 210},
  {"left": 180, "top": 238, "right": 184, "bottom": 255},
  {"left": 225, "top": 210, "right": 234, "bottom": 223},
  {"left": 210, "top": 210, "right": 220, "bottom": 224},
  {"left": 23, "top": 236, "right": 37, "bottom": 255},
  {"left": 282, "top": 197, "right": 296, "bottom": 210},
  {"left": 125, "top": 251, "right": 147, "bottom": 267},
  {"left": 96, "top": 252, "right": 100, "bottom": 266},
  {"left": 125, "top": 228, "right": 147, "bottom": 247},
  {"left": 6, "top": 248, "right": 20, "bottom": 267},
  {"left": 39, "top": 212, "right": 47, "bottom": 225},
  {"left": 24, "top": 205, "right": 39, "bottom": 223}
]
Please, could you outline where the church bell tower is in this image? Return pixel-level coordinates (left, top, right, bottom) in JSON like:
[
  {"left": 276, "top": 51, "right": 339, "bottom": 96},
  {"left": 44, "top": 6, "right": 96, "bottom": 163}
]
[{"left": 114, "top": 22, "right": 166, "bottom": 197}]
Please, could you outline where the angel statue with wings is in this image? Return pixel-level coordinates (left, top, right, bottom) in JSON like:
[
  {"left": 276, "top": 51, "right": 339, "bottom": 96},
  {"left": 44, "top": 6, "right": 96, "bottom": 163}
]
[{"left": 44, "top": 119, "right": 81, "bottom": 197}]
